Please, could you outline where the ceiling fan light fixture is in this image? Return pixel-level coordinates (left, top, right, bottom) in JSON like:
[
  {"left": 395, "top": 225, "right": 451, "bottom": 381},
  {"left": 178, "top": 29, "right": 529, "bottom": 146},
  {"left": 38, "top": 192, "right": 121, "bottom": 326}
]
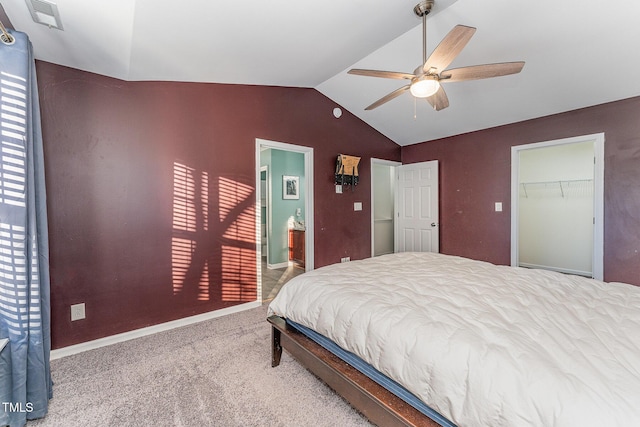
[{"left": 410, "top": 77, "right": 439, "bottom": 98}]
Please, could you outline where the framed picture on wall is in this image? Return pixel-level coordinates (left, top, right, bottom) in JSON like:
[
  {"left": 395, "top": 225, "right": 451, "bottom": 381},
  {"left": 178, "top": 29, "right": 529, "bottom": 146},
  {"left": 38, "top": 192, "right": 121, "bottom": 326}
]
[{"left": 283, "top": 175, "right": 299, "bottom": 200}]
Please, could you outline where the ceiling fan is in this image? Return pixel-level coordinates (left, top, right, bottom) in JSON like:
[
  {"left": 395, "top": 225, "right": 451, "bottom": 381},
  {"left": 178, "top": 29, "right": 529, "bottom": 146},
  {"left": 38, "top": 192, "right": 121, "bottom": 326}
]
[{"left": 349, "top": 0, "right": 525, "bottom": 111}]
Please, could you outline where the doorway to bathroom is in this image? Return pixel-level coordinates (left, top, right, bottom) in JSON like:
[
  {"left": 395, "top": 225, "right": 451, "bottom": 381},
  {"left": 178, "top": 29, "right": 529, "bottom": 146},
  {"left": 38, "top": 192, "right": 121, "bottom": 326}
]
[{"left": 256, "top": 139, "right": 313, "bottom": 302}]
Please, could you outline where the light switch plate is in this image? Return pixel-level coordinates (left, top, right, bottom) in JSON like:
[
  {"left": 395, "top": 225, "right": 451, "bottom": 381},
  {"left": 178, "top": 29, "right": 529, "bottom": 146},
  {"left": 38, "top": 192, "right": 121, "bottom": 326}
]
[
  {"left": 71, "top": 303, "right": 85, "bottom": 321},
  {"left": 335, "top": 185, "right": 342, "bottom": 194},
  {"left": 354, "top": 202, "right": 362, "bottom": 211},
  {"left": 495, "top": 202, "right": 503, "bottom": 212}
]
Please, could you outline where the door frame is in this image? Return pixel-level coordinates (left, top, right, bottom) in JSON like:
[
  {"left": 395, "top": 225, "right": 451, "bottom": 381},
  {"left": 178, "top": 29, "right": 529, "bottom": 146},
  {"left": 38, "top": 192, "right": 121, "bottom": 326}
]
[
  {"left": 255, "top": 139, "right": 314, "bottom": 301},
  {"left": 260, "top": 165, "right": 269, "bottom": 265},
  {"left": 510, "top": 132, "right": 604, "bottom": 280},
  {"left": 370, "top": 158, "right": 401, "bottom": 257}
]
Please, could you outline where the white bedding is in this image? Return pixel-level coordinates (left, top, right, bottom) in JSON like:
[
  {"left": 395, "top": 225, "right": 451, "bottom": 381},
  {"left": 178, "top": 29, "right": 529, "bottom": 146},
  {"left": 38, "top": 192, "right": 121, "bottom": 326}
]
[{"left": 268, "top": 252, "right": 640, "bottom": 427}]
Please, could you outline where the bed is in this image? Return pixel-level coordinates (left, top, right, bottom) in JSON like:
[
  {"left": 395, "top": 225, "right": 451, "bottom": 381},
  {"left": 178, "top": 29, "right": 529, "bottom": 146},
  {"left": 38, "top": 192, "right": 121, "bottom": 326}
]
[{"left": 267, "top": 252, "right": 640, "bottom": 426}]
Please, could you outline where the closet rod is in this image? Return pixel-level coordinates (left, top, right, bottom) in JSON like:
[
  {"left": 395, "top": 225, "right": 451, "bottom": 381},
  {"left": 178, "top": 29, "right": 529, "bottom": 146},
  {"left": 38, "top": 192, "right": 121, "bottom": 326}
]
[
  {"left": 520, "top": 178, "right": 592, "bottom": 186},
  {"left": 0, "top": 20, "right": 14, "bottom": 44}
]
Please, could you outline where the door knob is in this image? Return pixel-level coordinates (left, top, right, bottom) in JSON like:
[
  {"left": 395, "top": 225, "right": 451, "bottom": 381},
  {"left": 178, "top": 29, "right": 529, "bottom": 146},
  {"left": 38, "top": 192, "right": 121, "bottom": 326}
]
[{"left": 431, "top": 222, "right": 438, "bottom": 227}]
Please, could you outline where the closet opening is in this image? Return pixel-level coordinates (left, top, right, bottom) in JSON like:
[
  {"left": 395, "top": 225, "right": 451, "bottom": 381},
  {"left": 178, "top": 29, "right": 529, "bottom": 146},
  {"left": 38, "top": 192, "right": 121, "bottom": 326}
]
[{"left": 511, "top": 133, "right": 604, "bottom": 280}]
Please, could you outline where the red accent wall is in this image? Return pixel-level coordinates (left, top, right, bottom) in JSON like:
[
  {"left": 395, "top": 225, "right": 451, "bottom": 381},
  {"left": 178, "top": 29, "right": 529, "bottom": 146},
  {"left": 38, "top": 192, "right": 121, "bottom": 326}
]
[
  {"left": 402, "top": 96, "right": 640, "bottom": 286},
  {"left": 36, "top": 62, "right": 400, "bottom": 348}
]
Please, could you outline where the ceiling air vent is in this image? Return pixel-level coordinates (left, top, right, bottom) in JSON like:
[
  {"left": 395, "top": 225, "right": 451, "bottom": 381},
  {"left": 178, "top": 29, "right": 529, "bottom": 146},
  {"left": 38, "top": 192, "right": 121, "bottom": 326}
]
[{"left": 25, "top": 0, "right": 63, "bottom": 30}]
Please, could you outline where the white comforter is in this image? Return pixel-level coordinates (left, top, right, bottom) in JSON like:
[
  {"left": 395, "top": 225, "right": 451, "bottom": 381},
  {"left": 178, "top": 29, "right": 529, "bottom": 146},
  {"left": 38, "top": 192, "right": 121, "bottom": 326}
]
[{"left": 268, "top": 252, "right": 640, "bottom": 427}]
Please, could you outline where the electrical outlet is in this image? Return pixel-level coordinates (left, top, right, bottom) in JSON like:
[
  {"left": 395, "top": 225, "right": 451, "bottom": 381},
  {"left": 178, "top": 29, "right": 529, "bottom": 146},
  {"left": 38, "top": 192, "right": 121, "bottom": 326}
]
[
  {"left": 341, "top": 257, "right": 350, "bottom": 263},
  {"left": 71, "top": 303, "right": 85, "bottom": 321}
]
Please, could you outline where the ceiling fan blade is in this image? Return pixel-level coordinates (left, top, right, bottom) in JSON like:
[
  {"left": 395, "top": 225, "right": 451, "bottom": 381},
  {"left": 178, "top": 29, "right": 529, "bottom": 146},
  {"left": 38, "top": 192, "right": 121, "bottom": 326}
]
[
  {"left": 348, "top": 69, "right": 415, "bottom": 80},
  {"left": 426, "top": 85, "right": 449, "bottom": 111},
  {"left": 442, "top": 62, "right": 525, "bottom": 82},
  {"left": 365, "top": 85, "right": 411, "bottom": 110},
  {"left": 423, "top": 25, "right": 476, "bottom": 74}
]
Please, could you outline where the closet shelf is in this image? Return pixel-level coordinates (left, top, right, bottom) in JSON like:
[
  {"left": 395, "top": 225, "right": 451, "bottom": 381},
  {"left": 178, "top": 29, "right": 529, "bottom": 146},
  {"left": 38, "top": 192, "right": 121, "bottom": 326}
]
[{"left": 520, "top": 179, "right": 593, "bottom": 198}]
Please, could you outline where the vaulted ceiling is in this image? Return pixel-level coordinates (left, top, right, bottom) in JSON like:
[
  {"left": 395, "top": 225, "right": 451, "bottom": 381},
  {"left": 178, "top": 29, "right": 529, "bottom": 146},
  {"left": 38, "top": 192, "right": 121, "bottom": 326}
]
[{"left": 3, "top": 0, "right": 640, "bottom": 146}]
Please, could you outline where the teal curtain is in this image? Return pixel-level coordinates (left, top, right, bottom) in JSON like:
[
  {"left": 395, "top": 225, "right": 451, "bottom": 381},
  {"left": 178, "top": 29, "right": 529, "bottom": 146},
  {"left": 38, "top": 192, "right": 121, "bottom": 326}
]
[{"left": 0, "top": 29, "right": 52, "bottom": 427}]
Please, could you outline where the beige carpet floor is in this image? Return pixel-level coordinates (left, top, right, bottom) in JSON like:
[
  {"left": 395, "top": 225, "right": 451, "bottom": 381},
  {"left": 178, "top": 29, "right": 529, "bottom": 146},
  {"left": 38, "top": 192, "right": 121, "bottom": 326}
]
[{"left": 31, "top": 305, "right": 372, "bottom": 427}]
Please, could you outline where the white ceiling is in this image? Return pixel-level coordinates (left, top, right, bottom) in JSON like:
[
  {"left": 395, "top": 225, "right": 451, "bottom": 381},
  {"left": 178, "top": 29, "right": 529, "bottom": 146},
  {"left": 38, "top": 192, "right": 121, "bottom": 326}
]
[{"left": 3, "top": 0, "right": 640, "bottom": 146}]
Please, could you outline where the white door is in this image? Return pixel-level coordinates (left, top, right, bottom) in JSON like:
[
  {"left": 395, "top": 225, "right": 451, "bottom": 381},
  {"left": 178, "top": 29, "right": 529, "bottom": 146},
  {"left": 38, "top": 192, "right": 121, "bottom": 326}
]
[{"left": 396, "top": 161, "right": 439, "bottom": 252}]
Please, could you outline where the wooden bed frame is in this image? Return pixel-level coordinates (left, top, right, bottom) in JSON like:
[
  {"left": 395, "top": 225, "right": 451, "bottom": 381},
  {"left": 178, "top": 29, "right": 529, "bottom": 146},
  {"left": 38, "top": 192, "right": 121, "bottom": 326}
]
[{"left": 268, "top": 315, "right": 441, "bottom": 427}]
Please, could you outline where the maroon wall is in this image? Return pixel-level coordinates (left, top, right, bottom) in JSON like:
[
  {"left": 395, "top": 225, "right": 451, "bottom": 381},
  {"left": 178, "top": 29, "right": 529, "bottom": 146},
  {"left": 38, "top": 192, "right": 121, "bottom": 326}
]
[
  {"left": 402, "top": 96, "right": 640, "bottom": 286},
  {"left": 37, "top": 62, "right": 400, "bottom": 348}
]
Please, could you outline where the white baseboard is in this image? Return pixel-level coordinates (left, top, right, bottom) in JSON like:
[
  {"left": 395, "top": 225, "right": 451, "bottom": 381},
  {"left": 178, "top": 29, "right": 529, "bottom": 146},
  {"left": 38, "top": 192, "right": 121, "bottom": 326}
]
[
  {"left": 267, "top": 261, "right": 289, "bottom": 270},
  {"left": 518, "top": 262, "right": 592, "bottom": 278},
  {"left": 50, "top": 300, "right": 262, "bottom": 360}
]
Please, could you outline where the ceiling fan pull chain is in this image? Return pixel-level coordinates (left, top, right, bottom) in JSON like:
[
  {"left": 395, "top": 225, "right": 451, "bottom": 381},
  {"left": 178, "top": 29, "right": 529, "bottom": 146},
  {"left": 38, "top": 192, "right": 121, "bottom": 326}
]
[{"left": 414, "top": 97, "right": 417, "bottom": 120}]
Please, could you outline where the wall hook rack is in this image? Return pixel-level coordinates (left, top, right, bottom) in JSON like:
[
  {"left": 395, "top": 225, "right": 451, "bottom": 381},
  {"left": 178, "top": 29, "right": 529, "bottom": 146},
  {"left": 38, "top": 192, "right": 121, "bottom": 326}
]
[{"left": 335, "top": 154, "right": 361, "bottom": 191}]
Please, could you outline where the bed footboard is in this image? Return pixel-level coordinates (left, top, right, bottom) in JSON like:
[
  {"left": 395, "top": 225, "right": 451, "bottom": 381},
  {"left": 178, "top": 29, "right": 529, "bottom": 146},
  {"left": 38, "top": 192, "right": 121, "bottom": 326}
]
[{"left": 267, "top": 315, "right": 440, "bottom": 427}]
